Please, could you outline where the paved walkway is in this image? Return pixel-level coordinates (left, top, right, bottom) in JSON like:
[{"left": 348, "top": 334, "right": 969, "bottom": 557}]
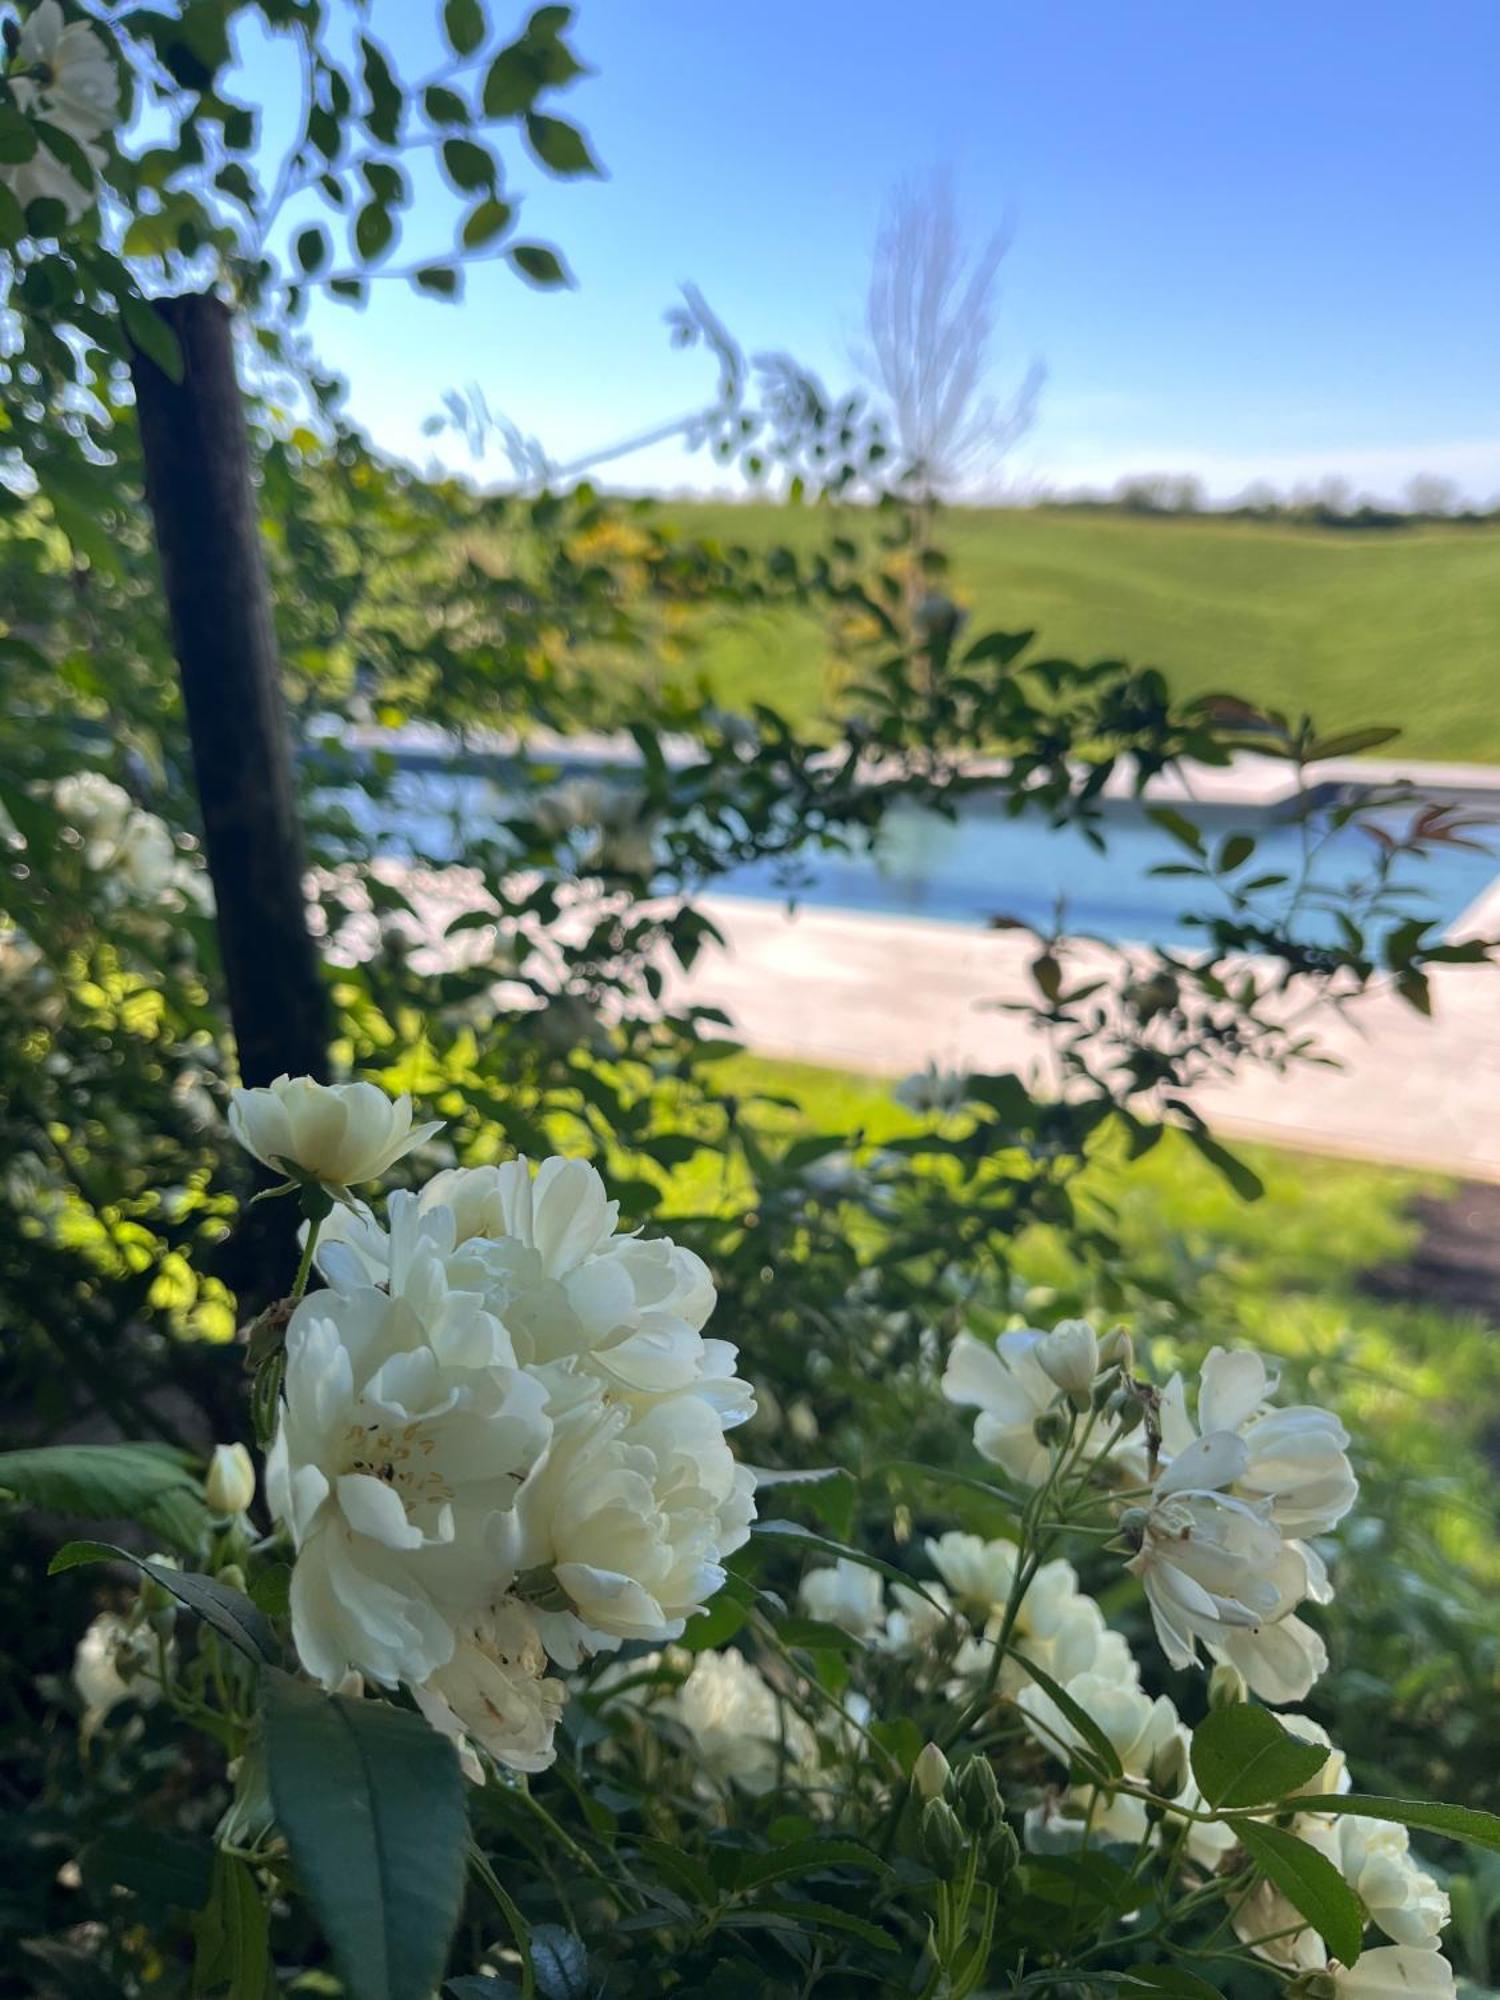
[{"left": 667, "top": 891, "right": 1500, "bottom": 1182}]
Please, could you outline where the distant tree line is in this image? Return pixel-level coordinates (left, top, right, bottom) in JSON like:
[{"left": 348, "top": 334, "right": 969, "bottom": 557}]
[{"left": 1039, "top": 470, "right": 1496, "bottom": 528}]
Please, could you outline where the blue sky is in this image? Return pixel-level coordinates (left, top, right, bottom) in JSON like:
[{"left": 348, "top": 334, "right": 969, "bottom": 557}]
[{"left": 258, "top": 1, "right": 1499, "bottom": 501}]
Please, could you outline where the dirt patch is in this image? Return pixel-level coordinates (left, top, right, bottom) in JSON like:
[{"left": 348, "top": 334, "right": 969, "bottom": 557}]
[{"left": 1362, "top": 1182, "right": 1500, "bottom": 1320}]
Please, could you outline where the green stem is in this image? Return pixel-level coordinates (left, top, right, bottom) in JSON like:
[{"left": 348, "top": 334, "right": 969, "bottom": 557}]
[{"left": 290, "top": 1212, "right": 322, "bottom": 1299}]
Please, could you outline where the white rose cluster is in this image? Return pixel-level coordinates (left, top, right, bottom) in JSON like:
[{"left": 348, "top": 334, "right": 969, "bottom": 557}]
[
  {"left": 1231, "top": 1715, "right": 1453, "bottom": 1996},
  {"left": 944, "top": 1330, "right": 1356, "bottom": 1704},
  {"left": 2, "top": 1, "right": 120, "bottom": 223},
  {"left": 53, "top": 773, "right": 211, "bottom": 912},
  {"left": 233, "top": 1079, "right": 755, "bottom": 1779}
]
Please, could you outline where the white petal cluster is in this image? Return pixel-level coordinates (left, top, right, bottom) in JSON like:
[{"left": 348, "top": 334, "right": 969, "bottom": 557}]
[
  {"left": 262, "top": 1114, "right": 755, "bottom": 1778},
  {"left": 1332, "top": 1948, "right": 1456, "bottom": 1998},
  {"left": 53, "top": 774, "right": 209, "bottom": 911},
  {"left": 942, "top": 1328, "right": 1117, "bottom": 1486},
  {"left": 230, "top": 1077, "right": 443, "bottom": 1189},
  {"left": 1231, "top": 1716, "right": 1450, "bottom": 1979},
  {"left": 798, "top": 1556, "right": 886, "bottom": 1638},
  {"left": 1129, "top": 1347, "right": 1355, "bottom": 1703},
  {"left": 72, "top": 1610, "right": 167, "bottom": 1738},
  {"left": 663, "top": 1647, "right": 816, "bottom": 1795},
  {"left": 4, "top": 2, "right": 119, "bottom": 222}
]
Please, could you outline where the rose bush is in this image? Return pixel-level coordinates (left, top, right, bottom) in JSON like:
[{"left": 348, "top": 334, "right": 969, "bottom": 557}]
[
  {"left": 1, "top": 3, "right": 1498, "bottom": 1995},
  {"left": 17, "top": 1075, "right": 1494, "bottom": 1998}
]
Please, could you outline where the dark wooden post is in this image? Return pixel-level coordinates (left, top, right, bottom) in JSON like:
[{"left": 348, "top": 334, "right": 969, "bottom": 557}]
[{"left": 130, "top": 293, "right": 329, "bottom": 1298}]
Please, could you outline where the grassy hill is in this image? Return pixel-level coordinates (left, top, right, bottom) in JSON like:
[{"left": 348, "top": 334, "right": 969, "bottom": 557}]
[{"left": 653, "top": 503, "right": 1500, "bottom": 761}]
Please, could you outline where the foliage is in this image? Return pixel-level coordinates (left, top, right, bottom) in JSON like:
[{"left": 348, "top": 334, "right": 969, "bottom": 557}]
[{"left": 1, "top": 4, "right": 1497, "bottom": 1996}]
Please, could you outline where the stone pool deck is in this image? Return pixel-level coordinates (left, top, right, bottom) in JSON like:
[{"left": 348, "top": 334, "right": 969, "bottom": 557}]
[{"left": 665, "top": 883, "right": 1500, "bottom": 1182}]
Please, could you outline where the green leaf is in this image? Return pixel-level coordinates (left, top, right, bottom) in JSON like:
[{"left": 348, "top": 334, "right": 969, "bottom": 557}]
[
  {"left": 1217, "top": 831, "right": 1256, "bottom": 873},
  {"left": 295, "top": 225, "right": 330, "bottom": 275},
  {"left": 194, "top": 1850, "right": 269, "bottom": 2000},
  {"left": 1182, "top": 1127, "right": 1265, "bottom": 1202},
  {"left": 414, "top": 265, "right": 461, "bottom": 297},
  {"left": 462, "top": 197, "right": 514, "bottom": 249},
  {"left": 50, "top": 1543, "right": 280, "bottom": 1666},
  {"left": 441, "top": 137, "right": 495, "bottom": 192},
  {"left": 751, "top": 1898, "right": 897, "bottom": 1953},
  {"left": 79, "top": 1828, "right": 214, "bottom": 1913},
  {"left": 121, "top": 295, "right": 186, "bottom": 383},
  {"left": 1236, "top": 1820, "right": 1365, "bottom": 1966},
  {"left": 1190, "top": 1704, "right": 1329, "bottom": 1808},
  {"left": 443, "top": 0, "right": 486, "bottom": 56},
  {"left": 1003, "top": 1647, "right": 1124, "bottom": 1781},
  {"left": 1146, "top": 805, "right": 1207, "bottom": 856},
  {"left": 529, "top": 1925, "right": 589, "bottom": 2000},
  {"left": 508, "top": 243, "right": 571, "bottom": 287},
  {"left": 1309, "top": 1794, "right": 1500, "bottom": 1854},
  {"left": 0, "top": 179, "right": 25, "bottom": 246},
  {"left": 733, "top": 1838, "right": 886, "bottom": 1891},
  {"left": 354, "top": 201, "right": 395, "bottom": 263},
  {"left": 524, "top": 113, "right": 600, "bottom": 177},
  {"left": 1304, "top": 726, "right": 1402, "bottom": 760},
  {"left": 1119, "top": 1970, "right": 1226, "bottom": 1999},
  {"left": 261, "top": 1668, "right": 468, "bottom": 2000},
  {"left": 424, "top": 85, "right": 471, "bottom": 126},
  {"left": 0, "top": 1443, "right": 204, "bottom": 1550},
  {"left": 773, "top": 1615, "right": 865, "bottom": 1655},
  {"left": 0, "top": 105, "right": 39, "bottom": 164}
]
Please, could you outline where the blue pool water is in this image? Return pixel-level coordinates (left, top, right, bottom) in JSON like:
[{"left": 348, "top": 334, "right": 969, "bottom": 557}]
[{"left": 320, "top": 761, "right": 1499, "bottom": 953}]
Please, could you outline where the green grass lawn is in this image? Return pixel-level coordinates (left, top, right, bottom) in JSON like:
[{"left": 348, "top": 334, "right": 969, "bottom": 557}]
[{"left": 650, "top": 503, "right": 1500, "bottom": 762}]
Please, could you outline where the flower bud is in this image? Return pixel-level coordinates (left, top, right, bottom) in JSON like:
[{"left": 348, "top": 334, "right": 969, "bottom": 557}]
[
  {"left": 1148, "top": 1733, "right": 1190, "bottom": 1801},
  {"left": 919, "top": 1798, "right": 968, "bottom": 1879},
  {"left": 1036, "top": 1320, "right": 1100, "bottom": 1406},
  {"left": 980, "top": 1820, "right": 1021, "bottom": 1891},
  {"left": 1287, "top": 1976, "right": 1337, "bottom": 2000},
  {"left": 205, "top": 1442, "right": 256, "bottom": 1517},
  {"left": 138, "top": 1556, "right": 180, "bottom": 1620},
  {"left": 953, "top": 1753, "right": 1004, "bottom": 1832},
  {"left": 913, "top": 1741, "right": 952, "bottom": 1801},
  {"left": 217, "top": 1563, "right": 247, "bottom": 1594},
  {"left": 1033, "top": 1406, "right": 1070, "bottom": 1449},
  {"left": 1104, "top": 1386, "right": 1146, "bottom": 1437},
  {"left": 1208, "top": 1662, "right": 1248, "bottom": 1710},
  {"left": 1097, "top": 1326, "right": 1134, "bottom": 1372}
]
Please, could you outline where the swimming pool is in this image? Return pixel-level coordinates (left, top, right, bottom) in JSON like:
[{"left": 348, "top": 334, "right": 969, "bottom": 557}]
[{"left": 320, "top": 759, "right": 1500, "bottom": 954}]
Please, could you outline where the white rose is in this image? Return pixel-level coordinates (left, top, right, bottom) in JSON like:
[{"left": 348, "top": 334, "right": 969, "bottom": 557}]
[
  {"left": 512, "top": 1388, "right": 755, "bottom": 1665},
  {"left": 665, "top": 1647, "right": 815, "bottom": 1795},
  {"left": 798, "top": 1558, "right": 885, "bottom": 1639},
  {"left": 13, "top": 3, "right": 120, "bottom": 140},
  {"left": 265, "top": 1270, "right": 550, "bottom": 1689},
  {"left": 1159, "top": 1347, "right": 1358, "bottom": 1538},
  {"left": 229, "top": 1075, "right": 443, "bottom": 1188},
  {"left": 941, "top": 1330, "right": 1059, "bottom": 1485},
  {"left": 1126, "top": 1430, "right": 1326, "bottom": 1702},
  {"left": 926, "top": 1530, "right": 1019, "bottom": 1612},
  {"left": 72, "top": 1611, "right": 162, "bottom": 1736},
  {"left": 1337, "top": 1818, "right": 1450, "bottom": 1949}
]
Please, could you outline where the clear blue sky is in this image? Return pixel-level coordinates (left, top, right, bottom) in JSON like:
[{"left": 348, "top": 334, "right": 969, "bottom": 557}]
[{"left": 257, "top": 1, "right": 1500, "bottom": 501}]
